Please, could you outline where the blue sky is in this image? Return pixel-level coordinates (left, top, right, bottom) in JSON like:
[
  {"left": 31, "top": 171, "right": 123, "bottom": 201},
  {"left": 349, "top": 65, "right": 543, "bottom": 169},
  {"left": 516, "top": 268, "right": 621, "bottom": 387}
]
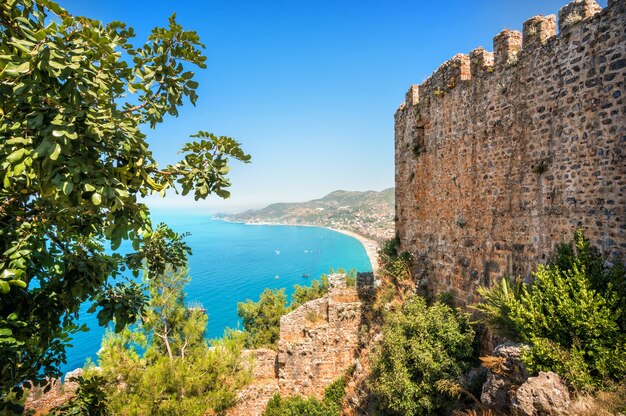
[{"left": 64, "top": 0, "right": 607, "bottom": 212}]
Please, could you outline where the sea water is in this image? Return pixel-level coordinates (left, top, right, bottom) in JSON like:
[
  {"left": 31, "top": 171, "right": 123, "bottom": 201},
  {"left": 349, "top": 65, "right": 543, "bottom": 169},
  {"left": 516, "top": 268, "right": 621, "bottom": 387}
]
[{"left": 61, "top": 210, "right": 372, "bottom": 373}]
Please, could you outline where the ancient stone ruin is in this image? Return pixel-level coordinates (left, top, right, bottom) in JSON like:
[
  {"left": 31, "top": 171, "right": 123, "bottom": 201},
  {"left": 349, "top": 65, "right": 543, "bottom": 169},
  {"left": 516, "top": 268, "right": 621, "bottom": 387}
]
[
  {"left": 395, "top": 0, "right": 625, "bottom": 304},
  {"left": 227, "top": 273, "right": 367, "bottom": 415}
]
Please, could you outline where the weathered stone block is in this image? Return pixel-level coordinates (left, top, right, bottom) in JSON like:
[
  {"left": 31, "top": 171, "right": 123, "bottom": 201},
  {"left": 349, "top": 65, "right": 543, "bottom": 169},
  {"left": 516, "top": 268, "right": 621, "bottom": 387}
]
[{"left": 230, "top": 274, "right": 363, "bottom": 414}]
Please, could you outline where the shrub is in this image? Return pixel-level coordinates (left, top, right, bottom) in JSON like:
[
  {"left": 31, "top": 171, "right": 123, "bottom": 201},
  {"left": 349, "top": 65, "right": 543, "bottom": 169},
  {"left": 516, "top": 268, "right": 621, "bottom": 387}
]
[
  {"left": 475, "top": 230, "right": 626, "bottom": 390},
  {"left": 369, "top": 296, "right": 475, "bottom": 416},
  {"left": 381, "top": 238, "right": 400, "bottom": 258},
  {"left": 263, "top": 377, "right": 346, "bottom": 416},
  {"left": 378, "top": 238, "right": 412, "bottom": 284}
]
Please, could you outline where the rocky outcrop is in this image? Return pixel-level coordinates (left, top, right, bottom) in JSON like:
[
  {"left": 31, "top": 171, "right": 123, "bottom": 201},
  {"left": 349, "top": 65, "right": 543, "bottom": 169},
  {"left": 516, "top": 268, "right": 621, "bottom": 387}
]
[
  {"left": 511, "top": 371, "right": 571, "bottom": 416},
  {"left": 480, "top": 343, "right": 529, "bottom": 412},
  {"left": 479, "top": 345, "right": 575, "bottom": 415},
  {"left": 228, "top": 273, "right": 368, "bottom": 415}
]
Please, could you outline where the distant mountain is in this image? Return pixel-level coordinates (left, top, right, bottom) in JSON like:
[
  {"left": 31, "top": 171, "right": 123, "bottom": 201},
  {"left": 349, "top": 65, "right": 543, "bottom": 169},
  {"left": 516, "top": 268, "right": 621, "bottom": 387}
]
[{"left": 221, "top": 188, "right": 395, "bottom": 242}]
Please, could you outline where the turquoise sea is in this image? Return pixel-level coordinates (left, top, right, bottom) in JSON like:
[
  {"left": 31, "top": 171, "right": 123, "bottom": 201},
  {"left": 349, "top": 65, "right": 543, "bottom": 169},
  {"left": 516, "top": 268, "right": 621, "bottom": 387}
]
[{"left": 61, "top": 209, "right": 372, "bottom": 373}]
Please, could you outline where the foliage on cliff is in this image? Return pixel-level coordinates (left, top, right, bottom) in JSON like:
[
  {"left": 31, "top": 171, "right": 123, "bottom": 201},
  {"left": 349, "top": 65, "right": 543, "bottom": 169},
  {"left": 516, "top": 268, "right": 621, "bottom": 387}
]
[
  {"left": 89, "top": 266, "right": 250, "bottom": 415},
  {"left": 475, "top": 230, "right": 626, "bottom": 390},
  {"left": 0, "top": 0, "right": 249, "bottom": 402},
  {"left": 263, "top": 377, "right": 346, "bottom": 416},
  {"left": 369, "top": 295, "right": 475, "bottom": 416}
]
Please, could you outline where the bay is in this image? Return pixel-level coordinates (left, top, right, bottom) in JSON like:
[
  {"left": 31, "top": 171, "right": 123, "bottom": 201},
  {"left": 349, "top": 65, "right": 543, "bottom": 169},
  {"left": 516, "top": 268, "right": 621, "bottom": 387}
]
[{"left": 61, "top": 209, "right": 372, "bottom": 373}]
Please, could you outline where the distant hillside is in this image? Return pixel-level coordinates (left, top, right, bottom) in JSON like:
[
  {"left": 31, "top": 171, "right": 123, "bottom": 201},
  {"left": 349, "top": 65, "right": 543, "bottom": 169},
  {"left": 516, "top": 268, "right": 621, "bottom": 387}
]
[{"left": 221, "top": 188, "right": 395, "bottom": 241}]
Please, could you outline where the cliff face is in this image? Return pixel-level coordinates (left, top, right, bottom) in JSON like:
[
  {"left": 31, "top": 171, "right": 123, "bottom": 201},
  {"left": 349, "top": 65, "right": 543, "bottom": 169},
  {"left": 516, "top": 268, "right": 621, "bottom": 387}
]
[
  {"left": 395, "top": 0, "right": 625, "bottom": 305},
  {"left": 228, "top": 274, "right": 367, "bottom": 415}
]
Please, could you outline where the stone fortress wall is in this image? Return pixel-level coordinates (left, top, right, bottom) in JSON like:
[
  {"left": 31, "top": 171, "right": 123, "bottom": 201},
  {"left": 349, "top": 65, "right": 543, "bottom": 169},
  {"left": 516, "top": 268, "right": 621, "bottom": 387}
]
[{"left": 395, "top": 0, "right": 625, "bottom": 304}]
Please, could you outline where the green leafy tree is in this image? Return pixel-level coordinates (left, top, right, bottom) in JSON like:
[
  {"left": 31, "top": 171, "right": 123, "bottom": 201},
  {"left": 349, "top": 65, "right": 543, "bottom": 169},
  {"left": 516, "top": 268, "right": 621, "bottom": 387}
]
[
  {"left": 475, "top": 230, "right": 626, "bottom": 390},
  {"left": 369, "top": 296, "right": 475, "bottom": 416},
  {"left": 141, "top": 266, "right": 206, "bottom": 361},
  {"left": 97, "top": 266, "right": 250, "bottom": 415},
  {"left": 237, "top": 288, "right": 288, "bottom": 348},
  {"left": 0, "top": 0, "right": 250, "bottom": 401}
]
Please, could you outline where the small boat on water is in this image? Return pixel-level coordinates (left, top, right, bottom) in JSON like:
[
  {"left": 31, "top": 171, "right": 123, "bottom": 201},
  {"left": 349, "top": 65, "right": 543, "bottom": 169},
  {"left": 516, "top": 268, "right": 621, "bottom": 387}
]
[{"left": 301, "top": 273, "right": 309, "bottom": 278}]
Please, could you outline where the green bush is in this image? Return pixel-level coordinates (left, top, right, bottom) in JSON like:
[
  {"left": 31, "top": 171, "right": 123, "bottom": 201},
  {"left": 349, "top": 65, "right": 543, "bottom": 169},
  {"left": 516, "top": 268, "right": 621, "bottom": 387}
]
[
  {"left": 378, "top": 238, "right": 413, "bottom": 284},
  {"left": 263, "top": 377, "right": 346, "bottom": 416},
  {"left": 369, "top": 296, "right": 475, "bottom": 416},
  {"left": 381, "top": 238, "right": 400, "bottom": 258},
  {"left": 475, "top": 230, "right": 626, "bottom": 390}
]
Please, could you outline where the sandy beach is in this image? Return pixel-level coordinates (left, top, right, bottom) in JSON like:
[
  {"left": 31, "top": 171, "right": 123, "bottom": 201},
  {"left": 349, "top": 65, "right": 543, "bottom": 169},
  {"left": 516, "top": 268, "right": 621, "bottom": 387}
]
[
  {"left": 325, "top": 227, "right": 379, "bottom": 274},
  {"left": 225, "top": 219, "right": 380, "bottom": 274}
]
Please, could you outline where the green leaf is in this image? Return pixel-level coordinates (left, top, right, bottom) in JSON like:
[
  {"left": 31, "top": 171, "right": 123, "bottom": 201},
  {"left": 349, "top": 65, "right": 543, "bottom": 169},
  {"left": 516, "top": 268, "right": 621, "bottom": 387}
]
[
  {"left": 6, "top": 149, "right": 26, "bottom": 163},
  {"left": 9, "top": 279, "right": 26, "bottom": 289},
  {"left": 50, "top": 143, "right": 61, "bottom": 160},
  {"left": 62, "top": 181, "right": 74, "bottom": 195},
  {"left": 115, "top": 189, "right": 129, "bottom": 198},
  {"left": 1, "top": 269, "right": 16, "bottom": 280},
  {"left": 92, "top": 193, "right": 102, "bottom": 205},
  {"left": 3, "top": 61, "right": 30, "bottom": 76}
]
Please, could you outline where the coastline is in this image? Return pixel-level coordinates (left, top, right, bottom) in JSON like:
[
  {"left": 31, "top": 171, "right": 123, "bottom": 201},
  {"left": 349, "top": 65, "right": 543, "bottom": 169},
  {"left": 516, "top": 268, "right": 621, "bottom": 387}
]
[
  {"left": 219, "top": 218, "right": 379, "bottom": 274},
  {"left": 324, "top": 227, "right": 379, "bottom": 274}
]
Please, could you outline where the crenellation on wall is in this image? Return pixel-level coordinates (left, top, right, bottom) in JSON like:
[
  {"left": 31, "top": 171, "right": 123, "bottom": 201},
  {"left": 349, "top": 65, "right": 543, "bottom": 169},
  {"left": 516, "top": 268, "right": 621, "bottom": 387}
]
[
  {"left": 558, "top": 0, "right": 602, "bottom": 32},
  {"left": 493, "top": 30, "right": 523, "bottom": 71},
  {"left": 414, "top": 0, "right": 614, "bottom": 103},
  {"left": 470, "top": 47, "right": 494, "bottom": 78},
  {"left": 422, "top": 54, "right": 471, "bottom": 98},
  {"left": 395, "top": 0, "right": 625, "bottom": 305},
  {"left": 405, "top": 84, "right": 419, "bottom": 106},
  {"left": 522, "top": 15, "right": 557, "bottom": 50}
]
